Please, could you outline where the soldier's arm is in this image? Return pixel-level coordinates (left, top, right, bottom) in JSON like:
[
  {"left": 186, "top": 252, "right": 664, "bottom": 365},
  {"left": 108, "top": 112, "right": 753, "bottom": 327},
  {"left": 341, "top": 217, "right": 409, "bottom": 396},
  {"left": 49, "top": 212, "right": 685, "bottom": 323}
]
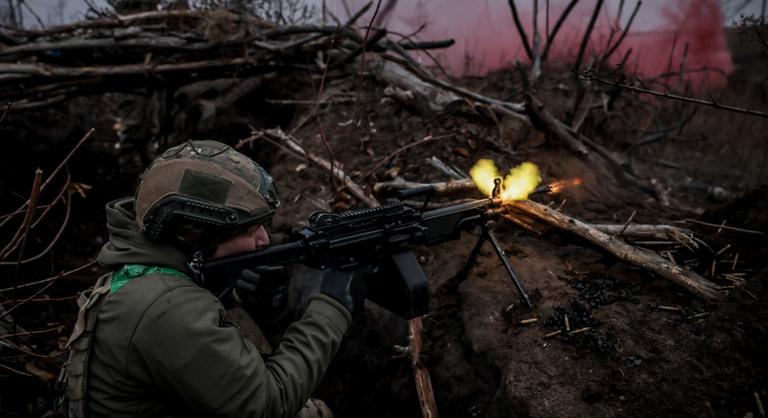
[{"left": 131, "top": 283, "right": 350, "bottom": 418}]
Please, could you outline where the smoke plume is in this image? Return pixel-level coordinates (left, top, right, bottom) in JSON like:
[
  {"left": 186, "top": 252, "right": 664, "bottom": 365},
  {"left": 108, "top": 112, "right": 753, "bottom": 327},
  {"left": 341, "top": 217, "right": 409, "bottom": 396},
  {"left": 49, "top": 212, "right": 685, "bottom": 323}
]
[{"left": 336, "top": 0, "right": 733, "bottom": 89}]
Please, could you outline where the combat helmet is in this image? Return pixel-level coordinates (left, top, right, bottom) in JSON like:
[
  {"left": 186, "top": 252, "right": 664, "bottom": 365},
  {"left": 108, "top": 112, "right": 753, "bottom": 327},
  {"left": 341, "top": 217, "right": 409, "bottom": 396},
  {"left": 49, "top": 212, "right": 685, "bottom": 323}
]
[{"left": 135, "top": 140, "right": 280, "bottom": 242}]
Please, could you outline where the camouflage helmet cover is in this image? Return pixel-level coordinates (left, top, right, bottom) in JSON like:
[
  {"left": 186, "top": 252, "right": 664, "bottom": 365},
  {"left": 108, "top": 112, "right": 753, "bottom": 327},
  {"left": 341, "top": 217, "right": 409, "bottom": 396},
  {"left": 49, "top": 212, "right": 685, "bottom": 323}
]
[{"left": 135, "top": 140, "right": 280, "bottom": 240}]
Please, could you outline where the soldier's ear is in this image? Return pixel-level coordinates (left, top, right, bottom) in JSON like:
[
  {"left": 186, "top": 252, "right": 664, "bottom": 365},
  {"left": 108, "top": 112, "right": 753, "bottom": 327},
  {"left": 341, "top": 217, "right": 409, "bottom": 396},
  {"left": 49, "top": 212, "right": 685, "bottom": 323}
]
[
  {"left": 174, "top": 223, "right": 202, "bottom": 245},
  {"left": 174, "top": 224, "right": 217, "bottom": 251}
]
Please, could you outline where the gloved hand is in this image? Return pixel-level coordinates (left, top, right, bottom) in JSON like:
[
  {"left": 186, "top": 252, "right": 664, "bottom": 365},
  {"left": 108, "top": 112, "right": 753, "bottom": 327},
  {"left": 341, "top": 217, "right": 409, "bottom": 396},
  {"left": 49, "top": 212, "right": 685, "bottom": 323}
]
[
  {"left": 320, "top": 268, "right": 367, "bottom": 317},
  {"left": 234, "top": 265, "right": 291, "bottom": 323}
]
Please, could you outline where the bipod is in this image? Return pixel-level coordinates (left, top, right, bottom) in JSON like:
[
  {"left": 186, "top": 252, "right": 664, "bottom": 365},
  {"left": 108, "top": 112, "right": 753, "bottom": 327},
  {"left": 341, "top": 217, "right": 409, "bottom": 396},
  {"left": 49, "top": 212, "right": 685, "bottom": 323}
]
[{"left": 456, "top": 223, "right": 533, "bottom": 308}]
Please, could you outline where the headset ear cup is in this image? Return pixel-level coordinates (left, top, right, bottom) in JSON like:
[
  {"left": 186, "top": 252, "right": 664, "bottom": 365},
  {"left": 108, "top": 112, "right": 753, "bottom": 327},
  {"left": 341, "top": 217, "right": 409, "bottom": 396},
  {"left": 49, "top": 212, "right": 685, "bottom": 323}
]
[{"left": 258, "top": 166, "right": 281, "bottom": 209}]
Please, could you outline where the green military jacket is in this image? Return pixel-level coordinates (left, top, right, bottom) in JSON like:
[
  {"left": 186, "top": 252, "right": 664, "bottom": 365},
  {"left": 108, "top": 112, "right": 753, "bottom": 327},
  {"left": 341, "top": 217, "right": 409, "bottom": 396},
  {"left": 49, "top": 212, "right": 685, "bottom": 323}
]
[{"left": 85, "top": 198, "right": 350, "bottom": 417}]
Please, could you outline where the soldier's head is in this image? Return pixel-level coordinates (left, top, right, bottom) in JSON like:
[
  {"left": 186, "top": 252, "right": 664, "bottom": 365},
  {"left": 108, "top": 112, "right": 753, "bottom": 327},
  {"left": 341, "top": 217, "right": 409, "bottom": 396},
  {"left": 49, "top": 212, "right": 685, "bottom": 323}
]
[{"left": 134, "top": 140, "right": 279, "bottom": 258}]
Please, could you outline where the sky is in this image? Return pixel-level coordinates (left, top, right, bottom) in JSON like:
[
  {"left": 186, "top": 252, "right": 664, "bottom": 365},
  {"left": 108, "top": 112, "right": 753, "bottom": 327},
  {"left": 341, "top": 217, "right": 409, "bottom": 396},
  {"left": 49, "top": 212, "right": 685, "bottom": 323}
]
[{"left": 37, "top": 0, "right": 765, "bottom": 28}]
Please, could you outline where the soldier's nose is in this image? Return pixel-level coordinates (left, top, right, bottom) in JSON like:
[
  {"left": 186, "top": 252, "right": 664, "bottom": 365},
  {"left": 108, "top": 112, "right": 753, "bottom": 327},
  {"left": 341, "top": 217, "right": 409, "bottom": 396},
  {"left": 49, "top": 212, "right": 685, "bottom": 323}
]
[{"left": 248, "top": 224, "right": 270, "bottom": 249}]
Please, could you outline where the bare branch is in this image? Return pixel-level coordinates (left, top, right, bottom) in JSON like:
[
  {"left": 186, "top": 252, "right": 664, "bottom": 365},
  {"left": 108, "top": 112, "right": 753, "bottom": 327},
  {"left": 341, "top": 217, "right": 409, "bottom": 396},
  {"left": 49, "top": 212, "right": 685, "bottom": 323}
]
[
  {"left": 359, "top": 134, "right": 453, "bottom": 181},
  {"left": 12, "top": 169, "right": 42, "bottom": 273},
  {"left": 0, "top": 260, "right": 97, "bottom": 294},
  {"left": 574, "top": 0, "right": 604, "bottom": 71},
  {"left": 541, "top": 0, "right": 580, "bottom": 61},
  {"left": 601, "top": 1, "right": 642, "bottom": 64},
  {"left": 0, "top": 272, "right": 57, "bottom": 319},
  {"left": 0, "top": 362, "right": 33, "bottom": 377},
  {"left": 531, "top": 0, "right": 542, "bottom": 82},
  {"left": 507, "top": 0, "right": 533, "bottom": 60},
  {"left": 576, "top": 71, "right": 768, "bottom": 119},
  {"left": 17, "top": 0, "right": 45, "bottom": 30},
  {"left": 0, "top": 169, "right": 42, "bottom": 260},
  {"left": 0, "top": 189, "right": 73, "bottom": 266},
  {"left": 0, "top": 101, "right": 9, "bottom": 124},
  {"left": 345, "top": 1, "right": 373, "bottom": 26},
  {"left": 0, "top": 128, "right": 92, "bottom": 230}
]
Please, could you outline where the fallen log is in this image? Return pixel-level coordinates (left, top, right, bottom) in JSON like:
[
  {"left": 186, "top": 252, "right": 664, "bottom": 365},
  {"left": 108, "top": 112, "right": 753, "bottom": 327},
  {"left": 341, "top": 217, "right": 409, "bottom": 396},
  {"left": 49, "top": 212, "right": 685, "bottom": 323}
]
[
  {"left": 371, "top": 59, "right": 462, "bottom": 114},
  {"left": 380, "top": 55, "right": 529, "bottom": 123},
  {"left": 506, "top": 200, "right": 725, "bottom": 300},
  {"left": 373, "top": 178, "right": 477, "bottom": 196},
  {"left": 525, "top": 94, "right": 588, "bottom": 155}
]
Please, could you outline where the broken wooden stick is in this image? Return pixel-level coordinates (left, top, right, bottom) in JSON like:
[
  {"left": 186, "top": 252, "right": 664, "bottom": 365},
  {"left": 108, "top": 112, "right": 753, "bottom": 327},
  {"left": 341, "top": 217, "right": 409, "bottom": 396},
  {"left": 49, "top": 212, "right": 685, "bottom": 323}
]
[
  {"left": 591, "top": 224, "right": 697, "bottom": 244},
  {"left": 676, "top": 219, "right": 765, "bottom": 236},
  {"left": 505, "top": 199, "right": 725, "bottom": 300},
  {"left": 409, "top": 318, "right": 439, "bottom": 418}
]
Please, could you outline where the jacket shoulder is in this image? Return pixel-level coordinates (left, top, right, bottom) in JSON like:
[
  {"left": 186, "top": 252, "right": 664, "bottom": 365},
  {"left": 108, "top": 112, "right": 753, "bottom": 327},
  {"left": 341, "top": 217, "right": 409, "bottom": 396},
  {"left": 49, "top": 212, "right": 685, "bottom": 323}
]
[
  {"left": 94, "top": 273, "right": 206, "bottom": 358},
  {"left": 89, "top": 273, "right": 212, "bottom": 415}
]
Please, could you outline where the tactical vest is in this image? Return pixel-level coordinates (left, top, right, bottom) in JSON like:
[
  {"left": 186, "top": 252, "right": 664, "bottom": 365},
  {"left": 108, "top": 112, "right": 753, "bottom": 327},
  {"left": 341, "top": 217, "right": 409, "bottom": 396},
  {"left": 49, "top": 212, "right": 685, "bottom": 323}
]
[
  {"left": 58, "top": 265, "right": 187, "bottom": 418},
  {"left": 57, "top": 272, "right": 112, "bottom": 418}
]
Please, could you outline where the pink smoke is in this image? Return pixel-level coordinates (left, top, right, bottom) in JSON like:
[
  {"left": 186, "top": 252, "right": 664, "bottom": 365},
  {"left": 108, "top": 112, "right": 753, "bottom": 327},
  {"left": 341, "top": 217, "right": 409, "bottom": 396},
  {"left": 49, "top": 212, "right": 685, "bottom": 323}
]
[{"left": 338, "top": 0, "right": 733, "bottom": 89}]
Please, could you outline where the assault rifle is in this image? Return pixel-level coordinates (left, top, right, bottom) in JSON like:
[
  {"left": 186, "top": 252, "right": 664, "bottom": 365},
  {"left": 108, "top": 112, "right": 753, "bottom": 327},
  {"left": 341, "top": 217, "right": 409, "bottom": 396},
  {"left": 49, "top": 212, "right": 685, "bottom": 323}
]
[{"left": 200, "top": 183, "right": 534, "bottom": 319}]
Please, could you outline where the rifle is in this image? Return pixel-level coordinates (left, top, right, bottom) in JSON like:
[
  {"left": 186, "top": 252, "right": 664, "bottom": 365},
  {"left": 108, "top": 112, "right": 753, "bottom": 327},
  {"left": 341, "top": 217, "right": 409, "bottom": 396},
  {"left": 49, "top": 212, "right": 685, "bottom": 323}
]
[{"left": 199, "top": 183, "right": 534, "bottom": 319}]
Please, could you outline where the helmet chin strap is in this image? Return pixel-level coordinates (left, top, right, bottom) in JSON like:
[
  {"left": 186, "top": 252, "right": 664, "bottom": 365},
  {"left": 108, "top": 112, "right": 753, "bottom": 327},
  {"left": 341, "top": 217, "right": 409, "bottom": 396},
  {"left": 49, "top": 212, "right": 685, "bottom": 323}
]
[
  {"left": 165, "top": 231, "right": 220, "bottom": 286},
  {"left": 188, "top": 251, "right": 206, "bottom": 286}
]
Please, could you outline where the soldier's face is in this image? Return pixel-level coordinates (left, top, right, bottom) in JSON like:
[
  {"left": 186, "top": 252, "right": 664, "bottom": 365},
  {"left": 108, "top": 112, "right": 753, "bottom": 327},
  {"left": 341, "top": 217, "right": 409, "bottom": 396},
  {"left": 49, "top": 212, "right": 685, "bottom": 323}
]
[{"left": 211, "top": 224, "right": 270, "bottom": 259}]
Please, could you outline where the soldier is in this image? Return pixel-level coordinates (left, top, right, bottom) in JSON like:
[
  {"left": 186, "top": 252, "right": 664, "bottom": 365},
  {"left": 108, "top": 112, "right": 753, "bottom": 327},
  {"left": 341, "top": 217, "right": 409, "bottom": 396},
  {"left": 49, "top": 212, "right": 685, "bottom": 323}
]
[{"left": 61, "top": 140, "right": 364, "bottom": 417}]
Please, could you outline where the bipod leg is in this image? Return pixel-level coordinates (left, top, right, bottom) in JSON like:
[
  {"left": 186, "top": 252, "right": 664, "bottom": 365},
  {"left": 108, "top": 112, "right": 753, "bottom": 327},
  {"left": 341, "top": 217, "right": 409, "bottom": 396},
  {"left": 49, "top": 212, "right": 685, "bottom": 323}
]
[
  {"left": 457, "top": 231, "right": 487, "bottom": 282},
  {"left": 485, "top": 226, "right": 534, "bottom": 308}
]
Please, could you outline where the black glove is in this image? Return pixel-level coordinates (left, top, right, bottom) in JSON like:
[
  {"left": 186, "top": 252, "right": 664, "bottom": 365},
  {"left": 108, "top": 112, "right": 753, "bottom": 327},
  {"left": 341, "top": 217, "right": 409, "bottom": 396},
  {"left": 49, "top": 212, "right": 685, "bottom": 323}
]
[
  {"left": 235, "top": 265, "right": 291, "bottom": 323},
  {"left": 320, "top": 268, "right": 367, "bottom": 317}
]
